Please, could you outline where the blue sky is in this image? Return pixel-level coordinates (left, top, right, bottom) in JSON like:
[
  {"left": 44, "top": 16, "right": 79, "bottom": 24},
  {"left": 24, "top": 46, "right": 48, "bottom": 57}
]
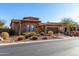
[{"left": 0, "top": 3, "right": 79, "bottom": 27}]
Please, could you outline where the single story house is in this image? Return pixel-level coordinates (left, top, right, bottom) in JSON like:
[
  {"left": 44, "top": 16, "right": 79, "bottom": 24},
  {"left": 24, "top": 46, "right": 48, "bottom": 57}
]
[{"left": 10, "top": 16, "right": 79, "bottom": 35}]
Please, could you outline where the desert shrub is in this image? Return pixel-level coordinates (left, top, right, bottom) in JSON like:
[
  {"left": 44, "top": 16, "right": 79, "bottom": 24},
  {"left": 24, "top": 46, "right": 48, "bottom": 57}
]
[
  {"left": 25, "top": 34, "right": 29, "bottom": 39},
  {"left": 23, "top": 32, "right": 37, "bottom": 37},
  {"left": 48, "top": 31, "right": 53, "bottom": 36},
  {"left": 15, "top": 35, "right": 25, "bottom": 41},
  {"left": 29, "top": 32, "right": 37, "bottom": 36},
  {"left": 22, "top": 32, "right": 26, "bottom": 35},
  {"left": 22, "top": 32, "right": 28, "bottom": 36},
  {"left": 1, "top": 32, "right": 9, "bottom": 40},
  {"left": 30, "top": 36, "right": 38, "bottom": 40},
  {"left": 40, "top": 32, "right": 45, "bottom": 36},
  {"left": 42, "top": 36, "right": 48, "bottom": 40},
  {"left": 35, "top": 34, "right": 40, "bottom": 37}
]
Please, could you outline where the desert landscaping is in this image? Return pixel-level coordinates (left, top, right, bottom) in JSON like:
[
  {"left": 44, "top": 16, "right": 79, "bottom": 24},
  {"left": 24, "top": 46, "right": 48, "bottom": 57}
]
[{"left": 0, "top": 17, "right": 78, "bottom": 44}]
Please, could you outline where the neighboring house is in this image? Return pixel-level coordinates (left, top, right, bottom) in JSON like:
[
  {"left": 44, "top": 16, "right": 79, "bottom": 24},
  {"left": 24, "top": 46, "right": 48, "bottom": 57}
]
[{"left": 10, "top": 16, "right": 79, "bottom": 35}]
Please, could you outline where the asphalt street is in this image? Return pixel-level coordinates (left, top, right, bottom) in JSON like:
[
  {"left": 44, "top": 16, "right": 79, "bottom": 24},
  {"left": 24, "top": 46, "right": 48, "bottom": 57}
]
[{"left": 0, "top": 38, "right": 79, "bottom": 56}]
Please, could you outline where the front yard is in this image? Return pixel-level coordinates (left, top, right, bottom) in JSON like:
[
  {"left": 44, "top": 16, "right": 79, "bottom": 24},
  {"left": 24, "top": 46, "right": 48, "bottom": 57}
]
[{"left": 0, "top": 31, "right": 64, "bottom": 43}]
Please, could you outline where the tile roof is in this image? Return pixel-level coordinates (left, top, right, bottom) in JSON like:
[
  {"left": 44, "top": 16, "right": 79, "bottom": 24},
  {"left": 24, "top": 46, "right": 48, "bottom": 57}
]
[
  {"left": 46, "top": 22, "right": 64, "bottom": 26},
  {"left": 23, "top": 16, "right": 39, "bottom": 20}
]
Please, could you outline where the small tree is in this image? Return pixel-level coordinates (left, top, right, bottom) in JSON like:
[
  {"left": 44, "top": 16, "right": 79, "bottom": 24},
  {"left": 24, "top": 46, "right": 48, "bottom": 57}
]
[
  {"left": 0, "top": 20, "right": 9, "bottom": 29},
  {"left": 61, "top": 18, "right": 77, "bottom": 32},
  {"left": 0, "top": 20, "right": 5, "bottom": 28}
]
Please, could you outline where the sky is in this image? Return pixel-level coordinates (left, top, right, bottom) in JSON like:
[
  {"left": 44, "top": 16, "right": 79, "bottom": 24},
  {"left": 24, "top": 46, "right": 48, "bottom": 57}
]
[{"left": 0, "top": 3, "right": 79, "bottom": 27}]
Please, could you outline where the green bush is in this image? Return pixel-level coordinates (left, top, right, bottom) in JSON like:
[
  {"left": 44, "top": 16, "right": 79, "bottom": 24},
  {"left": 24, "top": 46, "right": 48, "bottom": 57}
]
[
  {"left": 40, "top": 32, "right": 45, "bottom": 36},
  {"left": 30, "top": 36, "right": 38, "bottom": 40},
  {"left": 35, "top": 34, "right": 40, "bottom": 37},
  {"left": 16, "top": 35, "right": 25, "bottom": 41},
  {"left": 42, "top": 36, "right": 48, "bottom": 40},
  {"left": 22, "top": 32, "right": 26, "bottom": 35},
  {"left": 1, "top": 32, "right": 9, "bottom": 40},
  {"left": 23, "top": 32, "right": 36, "bottom": 37},
  {"left": 29, "top": 32, "right": 37, "bottom": 36},
  {"left": 23, "top": 32, "right": 37, "bottom": 39}
]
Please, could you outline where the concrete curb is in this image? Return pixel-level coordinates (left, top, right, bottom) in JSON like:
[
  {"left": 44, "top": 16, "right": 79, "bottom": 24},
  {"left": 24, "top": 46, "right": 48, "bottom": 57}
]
[{"left": 0, "top": 37, "right": 72, "bottom": 47}]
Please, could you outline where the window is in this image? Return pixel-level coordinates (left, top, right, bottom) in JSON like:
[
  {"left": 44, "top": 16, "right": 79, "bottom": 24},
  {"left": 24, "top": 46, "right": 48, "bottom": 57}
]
[
  {"left": 25, "top": 24, "right": 36, "bottom": 32},
  {"left": 26, "top": 25, "right": 30, "bottom": 32},
  {"left": 30, "top": 25, "right": 35, "bottom": 32}
]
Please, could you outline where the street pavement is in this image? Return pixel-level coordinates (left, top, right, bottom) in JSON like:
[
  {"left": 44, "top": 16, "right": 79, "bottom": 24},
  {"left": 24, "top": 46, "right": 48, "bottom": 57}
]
[{"left": 0, "top": 37, "right": 79, "bottom": 56}]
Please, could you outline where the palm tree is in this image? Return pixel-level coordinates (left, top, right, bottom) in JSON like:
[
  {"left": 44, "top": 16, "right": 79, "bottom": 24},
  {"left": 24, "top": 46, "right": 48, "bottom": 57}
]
[{"left": 61, "top": 18, "right": 77, "bottom": 32}]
